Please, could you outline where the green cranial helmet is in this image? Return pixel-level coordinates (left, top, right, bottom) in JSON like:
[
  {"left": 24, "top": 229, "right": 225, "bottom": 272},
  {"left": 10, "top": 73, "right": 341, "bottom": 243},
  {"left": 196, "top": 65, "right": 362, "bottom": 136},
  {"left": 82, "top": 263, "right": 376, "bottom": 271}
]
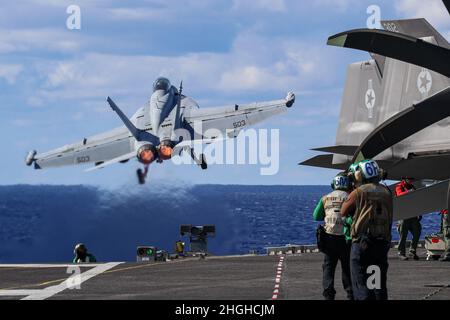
[
  {"left": 346, "top": 162, "right": 360, "bottom": 185},
  {"left": 348, "top": 162, "right": 359, "bottom": 174}
]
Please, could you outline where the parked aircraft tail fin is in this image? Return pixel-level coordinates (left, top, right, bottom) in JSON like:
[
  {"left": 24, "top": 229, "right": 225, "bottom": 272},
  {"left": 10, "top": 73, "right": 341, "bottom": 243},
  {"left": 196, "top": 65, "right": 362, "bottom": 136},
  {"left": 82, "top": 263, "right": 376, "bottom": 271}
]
[
  {"left": 444, "top": 0, "right": 450, "bottom": 15},
  {"left": 381, "top": 18, "right": 450, "bottom": 48},
  {"left": 331, "top": 19, "right": 450, "bottom": 168}
]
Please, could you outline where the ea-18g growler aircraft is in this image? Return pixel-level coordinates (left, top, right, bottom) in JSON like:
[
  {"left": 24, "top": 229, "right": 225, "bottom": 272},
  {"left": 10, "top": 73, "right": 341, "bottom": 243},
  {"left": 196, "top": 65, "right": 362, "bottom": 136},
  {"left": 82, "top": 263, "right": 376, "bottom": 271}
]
[{"left": 26, "top": 77, "right": 295, "bottom": 184}]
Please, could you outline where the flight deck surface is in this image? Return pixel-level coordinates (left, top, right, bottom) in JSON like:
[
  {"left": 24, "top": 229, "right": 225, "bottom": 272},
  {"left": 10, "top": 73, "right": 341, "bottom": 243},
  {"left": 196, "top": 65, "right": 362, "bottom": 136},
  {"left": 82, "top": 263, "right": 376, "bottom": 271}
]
[{"left": 0, "top": 249, "right": 448, "bottom": 300}]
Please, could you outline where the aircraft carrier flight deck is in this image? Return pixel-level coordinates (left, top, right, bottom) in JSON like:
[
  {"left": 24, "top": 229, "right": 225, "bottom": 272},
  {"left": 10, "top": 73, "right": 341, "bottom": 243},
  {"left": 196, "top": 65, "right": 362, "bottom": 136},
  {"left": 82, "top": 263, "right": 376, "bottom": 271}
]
[{"left": 0, "top": 248, "right": 448, "bottom": 300}]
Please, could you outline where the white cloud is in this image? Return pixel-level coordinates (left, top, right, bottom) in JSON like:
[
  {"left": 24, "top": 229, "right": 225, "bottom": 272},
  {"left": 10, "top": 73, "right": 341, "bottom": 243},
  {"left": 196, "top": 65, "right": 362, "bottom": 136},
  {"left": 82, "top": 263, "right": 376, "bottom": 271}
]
[
  {"left": 106, "top": 1, "right": 225, "bottom": 21},
  {"left": 277, "top": 117, "right": 315, "bottom": 127},
  {"left": 11, "top": 119, "right": 34, "bottom": 127},
  {"left": 311, "top": 0, "right": 359, "bottom": 11},
  {"left": 27, "top": 96, "right": 45, "bottom": 108},
  {"left": 31, "top": 31, "right": 338, "bottom": 106},
  {"left": 107, "top": 7, "right": 170, "bottom": 21},
  {"left": 72, "top": 111, "right": 84, "bottom": 121},
  {"left": 29, "top": 0, "right": 73, "bottom": 6},
  {"left": 395, "top": 0, "right": 450, "bottom": 29},
  {"left": 232, "top": 0, "right": 286, "bottom": 12},
  {"left": 0, "top": 28, "right": 82, "bottom": 54},
  {"left": 303, "top": 104, "right": 340, "bottom": 117},
  {"left": 0, "top": 64, "right": 23, "bottom": 84},
  {"left": 46, "top": 62, "right": 79, "bottom": 87},
  {"left": 219, "top": 66, "right": 278, "bottom": 91}
]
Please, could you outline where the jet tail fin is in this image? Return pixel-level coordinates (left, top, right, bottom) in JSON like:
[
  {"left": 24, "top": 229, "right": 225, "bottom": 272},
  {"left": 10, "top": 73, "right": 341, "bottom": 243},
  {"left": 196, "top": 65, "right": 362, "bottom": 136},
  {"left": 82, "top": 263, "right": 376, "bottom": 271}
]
[
  {"left": 106, "top": 97, "right": 159, "bottom": 145},
  {"left": 444, "top": 0, "right": 450, "bottom": 15},
  {"left": 107, "top": 97, "right": 140, "bottom": 140},
  {"left": 381, "top": 18, "right": 450, "bottom": 48}
]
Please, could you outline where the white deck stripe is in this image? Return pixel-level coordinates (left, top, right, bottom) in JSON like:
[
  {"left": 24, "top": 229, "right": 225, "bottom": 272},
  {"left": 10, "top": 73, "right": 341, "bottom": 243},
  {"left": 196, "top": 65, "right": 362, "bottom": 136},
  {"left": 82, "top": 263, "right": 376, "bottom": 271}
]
[
  {"left": 0, "top": 290, "right": 42, "bottom": 296},
  {"left": 0, "top": 262, "right": 121, "bottom": 299},
  {"left": 0, "top": 264, "right": 106, "bottom": 268},
  {"left": 21, "top": 262, "right": 122, "bottom": 300},
  {"left": 271, "top": 256, "right": 286, "bottom": 300}
]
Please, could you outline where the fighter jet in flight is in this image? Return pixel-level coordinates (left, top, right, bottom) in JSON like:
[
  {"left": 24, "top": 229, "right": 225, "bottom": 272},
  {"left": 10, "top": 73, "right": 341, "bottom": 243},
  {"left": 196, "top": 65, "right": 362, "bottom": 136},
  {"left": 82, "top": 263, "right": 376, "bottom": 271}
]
[
  {"left": 26, "top": 77, "right": 295, "bottom": 184},
  {"left": 300, "top": 1, "right": 450, "bottom": 219}
]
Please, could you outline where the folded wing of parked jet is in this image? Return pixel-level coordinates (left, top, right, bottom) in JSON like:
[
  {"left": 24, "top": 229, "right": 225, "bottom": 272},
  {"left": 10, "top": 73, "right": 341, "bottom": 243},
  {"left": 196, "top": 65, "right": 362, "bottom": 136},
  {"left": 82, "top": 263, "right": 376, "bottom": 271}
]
[
  {"left": 302, "top": 17, "right": 450, "bottom": 175},
  {"left": 303, "top": 11, "right": 450, "bottom": 218},
  {"left": 311, "top": 145, "right": 358, "bottom": 156},
  {"left": 394, "top": 180, "right": 450, "bottom": 220},
  {"left": 299, "top": 154, "right": 345, "bottom": 170},
  {"left": 327, "top": 25, "right": 450, "bottom": 78}
]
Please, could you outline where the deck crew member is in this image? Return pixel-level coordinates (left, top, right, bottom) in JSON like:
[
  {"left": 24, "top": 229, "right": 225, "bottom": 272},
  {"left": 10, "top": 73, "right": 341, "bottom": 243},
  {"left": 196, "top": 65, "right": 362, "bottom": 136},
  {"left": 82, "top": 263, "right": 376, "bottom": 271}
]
[
  {"left": 73, "top": 243, "right": 97, "bottom": 263},
  {"left": 395, "top": 179, "right": 422, "bottom": 261},
  {"left": 440, "top": 209, "right": 450, "bottom": 262},
  {"left": 175, "top": 240, "right": 186, "bottom": 257},
  {"left": 341, "top": 159, "right": 393, "bottom": 300},
  {"left": 313, "top": 172, "right": 353, "bottom": 300}
]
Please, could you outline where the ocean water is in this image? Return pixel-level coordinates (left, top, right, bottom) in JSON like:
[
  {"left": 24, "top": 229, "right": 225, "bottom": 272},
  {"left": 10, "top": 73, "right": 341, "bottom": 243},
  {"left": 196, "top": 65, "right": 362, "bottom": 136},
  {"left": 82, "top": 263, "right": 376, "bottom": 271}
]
[{"left": 0, "top": 185, "right": 441, "bottom": 263}]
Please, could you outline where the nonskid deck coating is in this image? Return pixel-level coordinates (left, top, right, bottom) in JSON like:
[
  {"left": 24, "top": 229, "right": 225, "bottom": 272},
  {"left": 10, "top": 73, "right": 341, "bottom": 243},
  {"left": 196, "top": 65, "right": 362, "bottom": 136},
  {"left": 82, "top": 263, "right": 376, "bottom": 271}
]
[{"left": 0, "top": 249, "right": 448, "bottom": 300}]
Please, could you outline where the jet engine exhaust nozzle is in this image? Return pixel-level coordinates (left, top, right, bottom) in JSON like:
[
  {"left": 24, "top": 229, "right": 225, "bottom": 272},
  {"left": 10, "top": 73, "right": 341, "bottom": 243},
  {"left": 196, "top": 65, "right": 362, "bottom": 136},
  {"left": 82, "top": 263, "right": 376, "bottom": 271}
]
[
  {"left": 137, "top": 144, "right": 157, "bottom": 165},
  {"left": 158, "top": 141, "right": 174, "bottom": 160}
]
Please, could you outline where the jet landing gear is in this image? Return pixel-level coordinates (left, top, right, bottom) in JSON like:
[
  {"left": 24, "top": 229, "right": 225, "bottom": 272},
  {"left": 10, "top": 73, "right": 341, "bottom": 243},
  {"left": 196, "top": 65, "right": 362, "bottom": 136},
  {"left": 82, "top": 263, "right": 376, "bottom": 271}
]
[
  {"left": 200, "top": 154, "right": 207, "bottom": 170},
  {"left": 188, "top": 148, "right": 207, "bottom": 170},
  {"left": 137, "top": 165, "right": 149, "bottom": 185}
]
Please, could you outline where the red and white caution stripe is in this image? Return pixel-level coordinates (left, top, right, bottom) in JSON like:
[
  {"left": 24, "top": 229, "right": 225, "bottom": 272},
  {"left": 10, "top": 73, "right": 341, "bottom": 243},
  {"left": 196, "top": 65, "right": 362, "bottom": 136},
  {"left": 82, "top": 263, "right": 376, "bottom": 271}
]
[{"left": 271, "top": 256, "right": 285, "bottom": 300}]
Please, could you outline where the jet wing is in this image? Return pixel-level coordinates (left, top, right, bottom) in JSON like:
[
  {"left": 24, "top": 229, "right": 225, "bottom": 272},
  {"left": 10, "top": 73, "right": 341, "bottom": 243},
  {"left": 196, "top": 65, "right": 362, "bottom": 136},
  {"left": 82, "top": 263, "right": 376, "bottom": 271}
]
[
  {"left": 311, "top": 145, "right": 358, "bottom": 156},
  {"left": 299, "top": 154, "right": 348, "bottom": 170},
  {"left": 327, "top": 28, "right": 450, "bottom": 78},
  {"left": 183, "top": 93, "right": 295, "bottom": 140},
  {"left": 85, "top": 151, "right": 136, "bottom": 172},
  {"left": 33, "top": 126, "right": 134, "bottom": 170},
  {"left": 299, "top": 154, "right": 396, "bottom": 174},
  {"left": 394, "top": 179, "right": 450, "bottom": 220},
  {"left": 383, "top": 153, "right": 450, "bottom": 181}
]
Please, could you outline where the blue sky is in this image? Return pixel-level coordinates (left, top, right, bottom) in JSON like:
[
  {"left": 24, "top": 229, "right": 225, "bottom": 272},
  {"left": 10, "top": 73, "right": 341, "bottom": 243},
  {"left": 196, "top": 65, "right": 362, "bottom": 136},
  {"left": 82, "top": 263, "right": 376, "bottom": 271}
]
[{"left": 1, "top": 0, "right": 449, "bottom": 187}]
